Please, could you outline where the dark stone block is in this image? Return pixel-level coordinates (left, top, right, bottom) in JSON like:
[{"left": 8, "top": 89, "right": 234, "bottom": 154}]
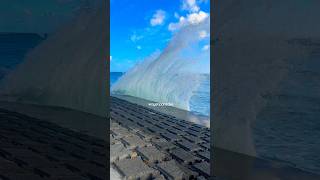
[
  {"left": 170, "top": 148, "right": 199, "bottom": 164},
  {"left": 161, "top": 132, "right": 180, "bottom": 142},
  {"left": 176, "top": 140, "right": 202, "bottom": 152},
  {"left": 192, "top": 161, "right": 210, "bottom": 177},
  {"left": 197, "top": 150, "right": 210, "bottom": 162}
]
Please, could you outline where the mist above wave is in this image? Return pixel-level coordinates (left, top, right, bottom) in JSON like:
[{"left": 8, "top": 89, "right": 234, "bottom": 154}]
[{"left": 111, "top": 18, "right": 210, "bottom": 111}]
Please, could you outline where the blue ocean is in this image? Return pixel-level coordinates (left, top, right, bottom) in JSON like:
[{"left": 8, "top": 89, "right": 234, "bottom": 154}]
[{"left": 0, "top": 33, "right": 44, "bottom": 79}]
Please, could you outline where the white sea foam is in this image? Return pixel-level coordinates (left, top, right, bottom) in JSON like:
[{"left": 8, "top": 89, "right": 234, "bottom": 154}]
[{"left": 111, "top": 18, "right": 209, "bottom": 111}]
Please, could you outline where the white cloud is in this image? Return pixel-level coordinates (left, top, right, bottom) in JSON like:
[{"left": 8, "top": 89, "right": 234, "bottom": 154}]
[
  {"left": 202, "top": 44, "right": 209, "bottom": 51},
  {"left": 130, "top": 33, "right": 143, "bottom": 42},
  {"left": 150, "top": 10, "right": 166, "bottom": 26},
  {"left": 168, "top": 16, "right": 187, "bottom": 31},
  {"left": 168, "top": 11, "right": 209, "bottom": 31},
  {"left": 187, "top": 11, "right": 209, "bottom": 24},
  {"left": 182, "top": 0, "right": 200, "bottom": 12},
  {"left": 199, "top": 30, "right": 209, "bottom": 39}
]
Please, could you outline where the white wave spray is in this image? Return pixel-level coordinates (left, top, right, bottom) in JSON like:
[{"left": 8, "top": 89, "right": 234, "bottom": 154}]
[{"left": 111, "top": 18, "right": 209, "bottom": 111}]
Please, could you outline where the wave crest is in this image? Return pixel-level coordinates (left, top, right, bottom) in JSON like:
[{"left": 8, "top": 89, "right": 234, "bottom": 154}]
[{"left": 111, "top": 18, "right": 209, "bottom": 111}]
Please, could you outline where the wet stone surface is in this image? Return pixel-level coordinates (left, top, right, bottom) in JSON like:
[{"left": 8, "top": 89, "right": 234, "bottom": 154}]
[
  {"left": 136, "top": 146, "right": 168, "bottom": 163},
  {"left": 0, "top": 109, "right": 107, "bottom": 180},
  {"left": 114, "top": 157, "right": 159, "bottom": 179},
  {"left": 110, "top": 97, "right": 211, "bottom": 179}
]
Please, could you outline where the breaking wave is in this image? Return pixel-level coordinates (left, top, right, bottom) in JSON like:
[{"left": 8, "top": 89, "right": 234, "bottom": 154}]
[{"left": 111, "top": 18, "right": 209, "bottom": 111}]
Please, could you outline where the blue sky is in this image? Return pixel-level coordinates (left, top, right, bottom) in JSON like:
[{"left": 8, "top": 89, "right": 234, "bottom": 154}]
[{"left": 110, "top": 0, "right": 210, "bottom": 72}]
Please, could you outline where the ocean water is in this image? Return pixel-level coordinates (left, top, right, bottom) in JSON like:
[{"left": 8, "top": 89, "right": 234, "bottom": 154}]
[
  {"left": 0, "top": 33, "right": 44, "bottom": 79},
  {"left": 190, "top": 74, "right": 210, "bottom": 116},
  {"left": 110, "top": 72, "right": 124, "bottom": 87},
  {"left": 253, "top": 55, "right": 320, "bottom": 175},
  {"left": 110, "top": 72, "right": 210, "bottom": 117}
]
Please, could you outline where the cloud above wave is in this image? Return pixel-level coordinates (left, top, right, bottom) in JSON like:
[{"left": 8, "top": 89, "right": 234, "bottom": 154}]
[
  {"left": 150, "top": 10, "right": 166, "bottom": 26},
  {"left": 168, "top": 0, "right": 209, "bottom": 32},
  {"left": 168, "top": 11, "right": 208, "bottom": 31}
]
